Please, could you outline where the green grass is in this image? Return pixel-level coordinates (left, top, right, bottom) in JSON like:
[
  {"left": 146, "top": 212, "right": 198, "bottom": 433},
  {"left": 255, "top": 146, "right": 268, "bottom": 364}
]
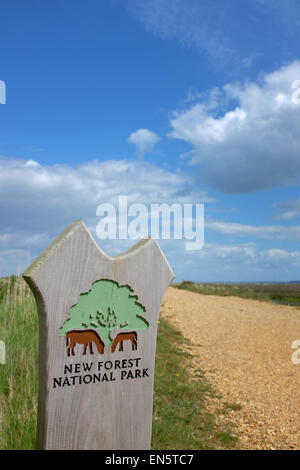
[
  {"left": 174, "top": 280, "right": 300, "bottom": 305},
  {"left": 0, "top": 276, "right": 238, "bottom": 450},
  {"left": 0, "top": 277, "right": 38, "bottom": 450}
]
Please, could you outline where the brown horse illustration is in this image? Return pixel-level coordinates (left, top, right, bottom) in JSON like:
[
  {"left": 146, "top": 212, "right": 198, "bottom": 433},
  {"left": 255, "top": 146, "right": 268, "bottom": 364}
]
[
  {"left": 111, "top": 331, "right": 137, "bottom": 352},
  {"left": 66, "top": 330, "right": 105, "bottom": 356}
]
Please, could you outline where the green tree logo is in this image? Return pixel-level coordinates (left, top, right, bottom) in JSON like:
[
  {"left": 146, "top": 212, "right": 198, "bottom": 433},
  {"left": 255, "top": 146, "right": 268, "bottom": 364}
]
[{"left": 59, "top": 279, "right": 149, "bottom": 347}]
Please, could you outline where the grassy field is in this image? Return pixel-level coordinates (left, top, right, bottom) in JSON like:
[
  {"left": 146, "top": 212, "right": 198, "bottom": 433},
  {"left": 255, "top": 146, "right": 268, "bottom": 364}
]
[
  {"left": 0, "top": 276, "right": 38, "bottom": 450},
  {"left": 0, "top": 276, "right": 238, "bottom": 450},
  {"left": 174, "top": 281, "right": 300, "bottom": 305}
]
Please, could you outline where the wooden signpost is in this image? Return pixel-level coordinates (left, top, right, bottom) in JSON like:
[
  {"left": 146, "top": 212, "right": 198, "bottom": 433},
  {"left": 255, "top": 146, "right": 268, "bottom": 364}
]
[{"left": 23, "top": 220, "right": 174, "bottom": 450}]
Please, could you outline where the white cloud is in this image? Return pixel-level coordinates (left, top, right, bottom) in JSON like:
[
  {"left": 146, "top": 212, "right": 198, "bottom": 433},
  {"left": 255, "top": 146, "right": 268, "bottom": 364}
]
[
  {"left": 24, "top": 159, "right": 41, "bottom": 167},
  {"left": 1, "top": 155, "right": 299, "bottom": 281},
  {"left": 169, "top": 61, "right": 300, "bottom": 193},
  {"left": 207, "top": 220, "right": 300, "bottom": 240},
  {"left": 0, "top": 233, "right": 14, "bottom": 243},
  {"left": 128, "top": 0, "right": 232, "bottom": 62},
  {"left": 199, "top": 242, "right": 257, "bottom": 261},
  {"left": 168, "top": 240, "right": 300, "bottom": 281},
  {"left": 273, "top": 198, "right": 300, "bottom": 221},
  {"left": 0, "top": 156, "right": 210, "bottom": 274},
  {"left": 127, "top": 128, "right": 161, "bottom": 160},
  {"left": 254, "top": 247, "right": 300, "bottom": 268},
  {"left": 128, "top": 0, "right": 300, "bottom": 67}
]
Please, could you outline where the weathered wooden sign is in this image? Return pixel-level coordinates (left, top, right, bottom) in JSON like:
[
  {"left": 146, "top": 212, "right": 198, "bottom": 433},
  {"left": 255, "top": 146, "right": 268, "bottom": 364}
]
[{"left": 23, "top": 220, "right": 174, "bottom": 450}]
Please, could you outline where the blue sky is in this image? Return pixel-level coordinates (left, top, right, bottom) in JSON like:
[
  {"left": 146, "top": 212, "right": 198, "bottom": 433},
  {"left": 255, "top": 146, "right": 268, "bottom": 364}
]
[{"left": 1, "top": 0, "right": 300, "bottom": 281}]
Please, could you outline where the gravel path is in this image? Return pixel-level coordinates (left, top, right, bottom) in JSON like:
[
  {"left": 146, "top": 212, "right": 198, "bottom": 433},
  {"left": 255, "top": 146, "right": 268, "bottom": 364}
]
[{"left": 161, "top": 287, "right": 300, "bottom": 450}]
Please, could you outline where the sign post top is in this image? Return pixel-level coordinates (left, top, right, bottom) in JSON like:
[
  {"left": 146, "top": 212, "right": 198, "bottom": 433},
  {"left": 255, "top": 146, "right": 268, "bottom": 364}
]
[{"left": 24, "top": 220, "right": 174, "bottom": 450}]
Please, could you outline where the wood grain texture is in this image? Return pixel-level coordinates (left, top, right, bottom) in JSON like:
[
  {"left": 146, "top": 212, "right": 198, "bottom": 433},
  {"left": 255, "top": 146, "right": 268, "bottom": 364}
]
[{"left": 23, "top": 220, "right": 174, "bottom": 450}]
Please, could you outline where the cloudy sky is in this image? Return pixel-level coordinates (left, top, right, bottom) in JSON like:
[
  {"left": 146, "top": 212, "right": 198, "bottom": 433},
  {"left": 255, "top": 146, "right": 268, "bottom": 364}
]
[{"left": 1, "top": 0, "right": 300, "bottom": 281}]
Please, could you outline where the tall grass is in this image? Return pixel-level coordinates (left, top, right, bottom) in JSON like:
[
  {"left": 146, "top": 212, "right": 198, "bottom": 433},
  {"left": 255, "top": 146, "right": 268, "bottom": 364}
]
[{"left": 0, "top": 276, "right": 38, "bottom": 449}]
